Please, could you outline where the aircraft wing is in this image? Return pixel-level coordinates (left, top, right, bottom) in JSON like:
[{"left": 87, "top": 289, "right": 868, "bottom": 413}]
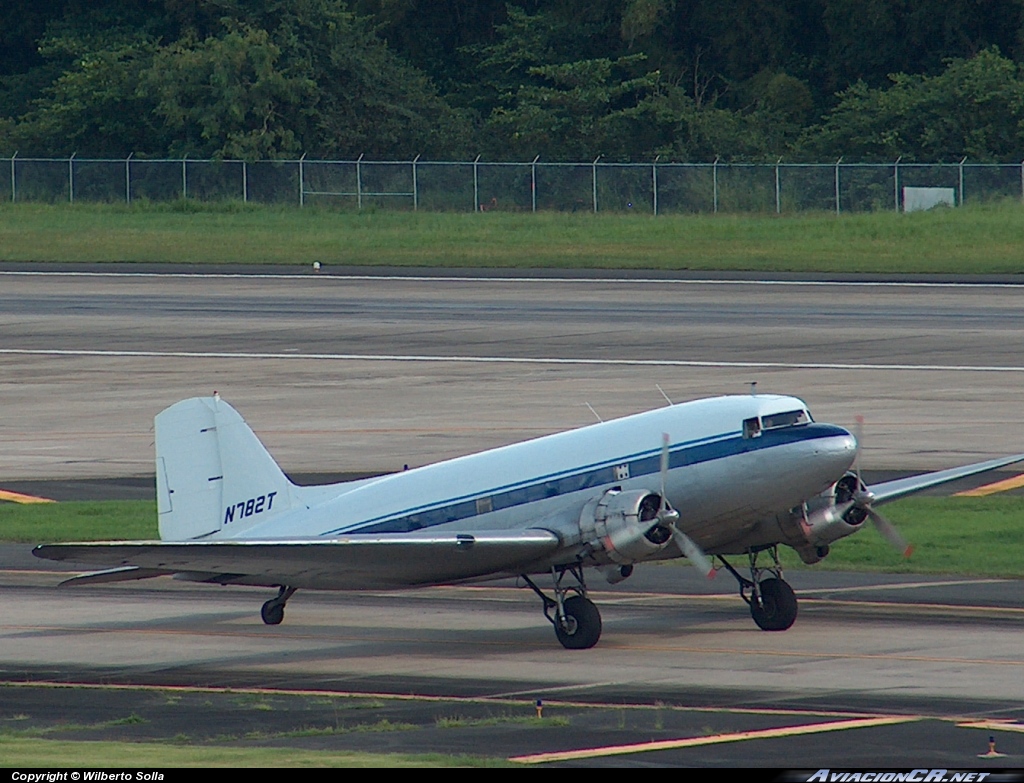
[
  {"left": 868, "top": 452, "right": 1024, "bottom": 505},
  {"left": 33, "top": 530, "right": 562, "bottom": 590}
]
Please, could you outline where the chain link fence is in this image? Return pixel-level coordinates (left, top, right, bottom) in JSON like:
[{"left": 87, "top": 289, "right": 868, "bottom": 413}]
[{"left": 6, "top": 155, "right": 1024, "bottom": 213}]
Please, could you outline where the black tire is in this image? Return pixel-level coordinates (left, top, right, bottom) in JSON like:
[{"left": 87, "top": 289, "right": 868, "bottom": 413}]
[
  {"left": 554, "top": 595, "right": 602, "bottom": 649},
  {"left": 750, "top": 578, "right": 798, "bottom": 631},
  {"left": 261, "top": 600, "right": 285, "bottom": 625}
]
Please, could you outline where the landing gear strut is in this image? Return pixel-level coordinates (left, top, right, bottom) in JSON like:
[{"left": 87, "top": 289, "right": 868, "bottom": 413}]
[
  {"left": 261, "top": 585, "right": 296, "bottom": 625},
  {"left": 521, "top": 564, "right": 602, "bottom": 649},
  {"left": 718, "top": 546, "right": 798, "bottom": 631}
]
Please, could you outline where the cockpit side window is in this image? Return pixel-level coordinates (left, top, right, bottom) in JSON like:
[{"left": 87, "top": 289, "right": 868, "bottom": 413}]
[
  {"left": 742, "top": 417, "right": 761, "bottom": 439},
  {"left": 762, "top": 409, "right": 811, "bottom": 430}
]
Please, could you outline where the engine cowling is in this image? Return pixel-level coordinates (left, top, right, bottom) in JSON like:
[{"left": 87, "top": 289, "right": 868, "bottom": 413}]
[
  {"left": 790, "top": 471, "right": 870, "bottom": 549},
  {"left": 579, "top": 488, "right": 672, "bottom": 565},
  {"left": 771, "top": 472, "right": 870, "bottom": 564}
]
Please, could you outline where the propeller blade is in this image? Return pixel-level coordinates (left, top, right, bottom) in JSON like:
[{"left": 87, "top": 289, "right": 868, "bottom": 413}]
[
  {"left": 853, "top": 414, "right": 865, "bottom": 486},
  {"left": 659, "top": 431, "right": 713, "bottom": 577},
  {"left": 865, "top": 507, "right": 914, "bottom": 558},
  {"left": 671, "top": 528, "right": 715, "bottom": 578},
  {"left": 659, "top": 432, "right": 670, "bottom": 515},
  {"left": 850, "top": 414, "right": 913, "bottom": 558}
]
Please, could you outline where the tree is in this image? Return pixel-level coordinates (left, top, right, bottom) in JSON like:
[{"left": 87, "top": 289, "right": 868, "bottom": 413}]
[
  {"left": 9, "top": 33, "right": 163, "bottom": 156},
  {"left": 146, "top": 25, "right": 313, "bottom": 159},
  {"left": 802, "top": 49, "right": 1024, "bottom": 161}
]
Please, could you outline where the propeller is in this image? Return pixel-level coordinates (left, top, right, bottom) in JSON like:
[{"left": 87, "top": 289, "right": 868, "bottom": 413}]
[
  {"left": 850, "top": 416, "right": 914, "bottom": 558},
  {"left": 657, "top": 433, "right": 716, "bottom": 578}
]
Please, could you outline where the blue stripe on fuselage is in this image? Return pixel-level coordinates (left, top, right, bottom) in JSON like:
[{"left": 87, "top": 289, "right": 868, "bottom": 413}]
[{"left": 322, "top": 423, "right": 848, "bottom": 536}]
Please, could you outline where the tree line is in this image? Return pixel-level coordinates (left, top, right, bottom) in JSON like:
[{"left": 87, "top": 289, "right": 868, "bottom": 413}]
[{"left": 3, "top": 0, "right": 1024, "bottom": 162}]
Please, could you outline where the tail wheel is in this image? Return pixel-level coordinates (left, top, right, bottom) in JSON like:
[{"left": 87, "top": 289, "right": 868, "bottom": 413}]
[
  {"left": 750, "top": 578, "right": 798, "bottom": 631},
  {"left": 261, "top": 600, "right": 285, "bottom": 625},
  {"left": 260, "top": 585, "right": 295, "bottom": 626},
  {"left": 554, "top": 595, "right": 602, "bottom": 649}
]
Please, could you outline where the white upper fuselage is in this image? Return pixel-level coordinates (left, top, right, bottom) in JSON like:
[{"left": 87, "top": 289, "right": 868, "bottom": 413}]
[{"left": 220, "top": 394, "right": 857, "bottom": 559}]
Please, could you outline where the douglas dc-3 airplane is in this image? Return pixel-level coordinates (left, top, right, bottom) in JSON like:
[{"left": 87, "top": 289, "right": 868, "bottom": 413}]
[{"left": 34, "top": 393, "right": 1024, "bottom": 649}]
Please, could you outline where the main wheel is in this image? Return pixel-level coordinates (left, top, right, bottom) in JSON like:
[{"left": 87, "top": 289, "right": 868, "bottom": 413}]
[
  {"left": 750, "top": 578, "right": 798, "bottom": 631},
  {"left": 261, "top": 599, "right": 285, "bottom": 625},
  {"left": 554, "top": 595, "right": 602, "bottom": 649}
]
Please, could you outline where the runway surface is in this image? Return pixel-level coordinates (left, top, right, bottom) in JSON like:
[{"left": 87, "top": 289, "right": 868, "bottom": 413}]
[
  {"left": 2, "top": 268, "right": 1024, "bottom": 480},
  {"left": 3, "top": 266, "right": 1024, "bottom": 765}
]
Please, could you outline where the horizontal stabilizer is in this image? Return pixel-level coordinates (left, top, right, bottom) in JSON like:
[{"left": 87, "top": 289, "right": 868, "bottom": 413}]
[
  {"left": 34, "top": 530, "right": 562, "bottom": 590},
  {"left": 869, "top": 452, "right": 1024, "bottom": 505}
]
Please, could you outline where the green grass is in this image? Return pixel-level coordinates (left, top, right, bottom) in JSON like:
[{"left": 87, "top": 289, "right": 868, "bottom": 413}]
[
  {"left": 435, "top": 715, "right": 570, "bottom": 729},
  {"left": 0, "top": 736, "right": 507, "bottom": 767},
  {"left": 7, "top": 496, "right": 1024, "bottom": 576},
  {"left": 0, "top": 714, "right": 148, "bottom": 737},
  {"left": 0, "top": 500, "right": 156, "bottom": 543},
  {"left": 3, "top": 200, "right": 1024, "bottom": 273},
  {"left": 781, "top": 496, "right": 1024, "bottom": 577}
]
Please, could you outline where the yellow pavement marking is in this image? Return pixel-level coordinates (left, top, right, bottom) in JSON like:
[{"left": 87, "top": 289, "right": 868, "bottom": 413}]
[
  {"left": 797, "top": 578, "right": 1009, "bottom": 594},
  {"left": 509, "top": 716, "right": 921, "bottom": 764},
  {"left": 956, "top": 472, "right": 1024, "bottom": 497},
  {"left": 0, "top": 489, "right": 56, "bottom": 504},
  {"left": 959, "top": 720, "right": 1024, "bottom": 734}
]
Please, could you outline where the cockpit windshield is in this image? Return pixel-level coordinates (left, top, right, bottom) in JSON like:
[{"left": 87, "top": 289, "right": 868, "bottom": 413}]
[
  {"left": 743, "top": 408, "right": 812, "bottom": 438},
  {"left": 762, "top": 409, "right": 812, "bottom": 430}
]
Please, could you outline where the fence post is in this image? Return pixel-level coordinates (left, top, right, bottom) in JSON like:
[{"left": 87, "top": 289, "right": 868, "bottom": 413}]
[
  {"left": 1021, "top": 160, "right": 1024, "bottom": 202},
  {"left": 893, "top": 156, "right": 901, "bottom": 212},
  {"left": 298, "top": 153, "right": 306, "bottom": 207},
  {"left": 775, "top": 157, "right": 781, "bottom": 214},
  {"left": 473, "top": 154, "right": 480, "bottom": 212},
  {"left": 356, "top": 153, "right": 364, "bottom": 210},
  {"left": 958, "top": 157, "right": 966, "bottom": 206},
  {"left": 69, "top": 153, "right": 75, "bottom": 204},
  {"left": 242, "top": 160, "right": 248, "bottom": 203},
  {"left": 592, "top": 155, "right": 601, "bottom": 213},
  {"left": 182, "top": 155, "right": 187, "bottom": 200},
  {"left": 532, "top": 155, "right": 539, "bottom": 212},
  {"left": 412, "top": 154, "right": 420, "bottom": 211},
  {"left": 9, "top": 152, "right": 15, "bottom": 202},
  {"left": 835, "top": 157, "right": 842, "bottom": 215},
  {"left": 713, "top": 156, "right": 719, "bottom": 213},
  {"left": 126, "top": 152, "right": 133, "bottom": 204},
  {"left": 652, "top": 155, "right": 659, "bottom": 216}
]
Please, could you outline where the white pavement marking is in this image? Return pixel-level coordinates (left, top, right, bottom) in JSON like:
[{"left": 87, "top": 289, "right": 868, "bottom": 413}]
[
  {"left": 2, "top": 347, "right": 1024, "bottom": 373},
  {"left": 2, "top": 270, "right": 1024, "bottom": 288}
]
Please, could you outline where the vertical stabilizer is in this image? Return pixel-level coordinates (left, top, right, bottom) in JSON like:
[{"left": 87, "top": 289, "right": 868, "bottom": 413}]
[{"left": 155, "top": 397, "right": 299, "bottom": 540}]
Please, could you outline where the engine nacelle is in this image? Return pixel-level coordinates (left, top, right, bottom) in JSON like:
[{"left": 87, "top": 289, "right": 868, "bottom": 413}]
[
  {"left": 802, "top": 502, "right": 863, "bottom": 546},
  {"left": 782, "top": 471, "right": 869, "bottom": 551},
  {"left": 775, "top": 472, "right": 869, "bottom": 564},
  {"left": 579, "top": 489, "right": 672, "bottom": 565}
]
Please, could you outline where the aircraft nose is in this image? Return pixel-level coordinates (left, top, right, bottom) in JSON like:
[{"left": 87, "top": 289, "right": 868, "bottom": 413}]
[{"left": 825, "top": 426, "right": 858, "bottom": 474}]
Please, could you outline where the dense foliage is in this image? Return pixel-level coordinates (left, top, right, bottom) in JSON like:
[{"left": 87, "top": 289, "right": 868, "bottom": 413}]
[{"left": 3, "top": 0, "right": 1024, "bottom": 161}]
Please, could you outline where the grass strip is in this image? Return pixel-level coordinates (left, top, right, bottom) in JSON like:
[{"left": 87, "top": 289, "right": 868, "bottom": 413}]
[
  {"left": 782, "top": 496, "right": 1024, "bottom": 576},
  {"left": 0, "top": 500, "right": 156, "bottom": 543},
  {"left": 2, "top": 200, "right": 1024, "bottom": 273},
  {"left": 0, "top": 736, "right": 507, "bottom": 767},
  {"left": 5, "top": 496, "right": 1024, "bottom": 577}
]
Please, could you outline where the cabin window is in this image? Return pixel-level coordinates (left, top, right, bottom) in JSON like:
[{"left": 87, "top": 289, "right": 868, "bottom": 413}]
[
  {"left": 742, "top": 417, "right": 761, "bottom": 439},
  {"left": 762, "top": 409, "right": 810, "bottom": 430}
]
